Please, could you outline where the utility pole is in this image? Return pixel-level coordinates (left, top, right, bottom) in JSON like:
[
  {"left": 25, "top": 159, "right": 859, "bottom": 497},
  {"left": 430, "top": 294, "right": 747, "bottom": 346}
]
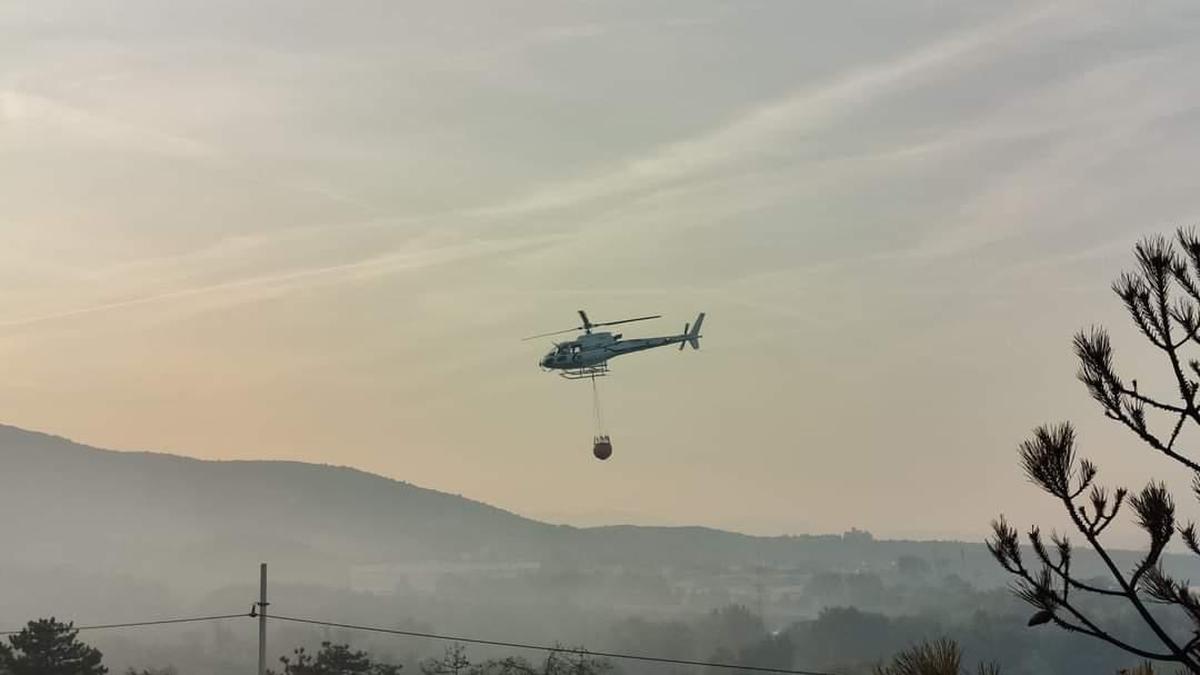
[{"left": 258, "top": 563, "right": 268, "bottom": 675}]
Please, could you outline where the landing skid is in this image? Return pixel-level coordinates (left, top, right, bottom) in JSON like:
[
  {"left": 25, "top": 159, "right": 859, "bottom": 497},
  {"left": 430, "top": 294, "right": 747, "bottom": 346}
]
[{"left": 560, "top": 364, "right": 609, "bottom": 380}]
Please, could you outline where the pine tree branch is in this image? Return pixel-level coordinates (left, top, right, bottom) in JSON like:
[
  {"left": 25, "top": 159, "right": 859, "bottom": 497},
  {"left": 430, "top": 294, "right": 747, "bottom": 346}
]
[{"left": 1059, "top": 491, "right": 1194, "bottom": 665}]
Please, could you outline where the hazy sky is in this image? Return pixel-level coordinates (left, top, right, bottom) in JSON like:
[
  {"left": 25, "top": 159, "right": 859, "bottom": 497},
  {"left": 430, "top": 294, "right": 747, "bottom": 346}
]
[{"left": 4, "top": 1, "right": 1200, "bottom": 540}]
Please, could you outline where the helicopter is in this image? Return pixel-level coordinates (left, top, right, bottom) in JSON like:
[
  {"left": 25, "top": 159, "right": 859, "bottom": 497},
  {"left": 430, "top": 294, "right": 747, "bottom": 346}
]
[
  {"left": 526, "top": 310, "right": 705, "bottom": 379},
  {"left": 527, "top": 310, "right": 705, "bottom": 461}
]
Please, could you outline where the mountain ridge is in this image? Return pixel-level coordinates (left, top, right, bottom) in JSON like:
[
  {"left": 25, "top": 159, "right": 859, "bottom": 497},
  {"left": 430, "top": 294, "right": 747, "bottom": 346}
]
[
  {"left": 0, "top": 421, "right": 1127, "bottom": 596},
  {"left": 0, "top": 423, "right": 937, "bottom": 543}
]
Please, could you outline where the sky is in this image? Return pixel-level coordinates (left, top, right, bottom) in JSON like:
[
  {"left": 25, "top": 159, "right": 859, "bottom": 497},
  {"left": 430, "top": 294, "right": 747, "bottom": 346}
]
[{"left": 3, "top": 0, "right": 1200, "bottom": 541}]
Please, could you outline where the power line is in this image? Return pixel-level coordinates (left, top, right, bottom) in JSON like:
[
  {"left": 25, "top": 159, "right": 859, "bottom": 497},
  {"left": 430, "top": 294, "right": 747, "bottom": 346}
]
[
  {"left": 269, "top": 614, "right": 835, "bottom": 675},
  {"left": 0, "top": 608, "right": 837, "bottom": 675},
  {"left": 0, "top": 612, "right": 250, "bottom": 636}
]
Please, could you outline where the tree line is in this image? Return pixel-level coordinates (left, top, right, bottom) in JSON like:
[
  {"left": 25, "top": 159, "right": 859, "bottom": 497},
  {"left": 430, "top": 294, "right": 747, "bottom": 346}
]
[
  {"left": 0, "top": 617, "right": 613, "bottom": 675},
  {"left": 0, "top": 613, "right": 1180, "bottom": 675}
]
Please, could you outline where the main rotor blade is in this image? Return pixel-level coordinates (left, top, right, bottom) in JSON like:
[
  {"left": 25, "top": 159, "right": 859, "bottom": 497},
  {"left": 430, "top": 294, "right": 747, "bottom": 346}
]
[
  {"left": 522, "top": 313, "right": 660, "bottom": 341},
  {"left": 521, "top": 326, "right": 583, "bottom": 341},
  {"left": 591, "top": 314, "right": 662, "bottom": 328}
]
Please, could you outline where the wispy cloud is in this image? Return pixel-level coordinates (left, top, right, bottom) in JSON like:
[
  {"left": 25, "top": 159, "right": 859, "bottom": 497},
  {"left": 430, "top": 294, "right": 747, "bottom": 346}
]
[
  {"left": 0, "top": 86, "right": 380, "bottom": 213},
  {"left": 900, "top": 50, "right": 1200, "bottom": 260},
  {"left": 0, "top": 234, "right": 562, "bottom": 330},
  {"left": 0, "top": 88, "right": 214, "bottom": 157},
  {"left": 470, "top": 3, "right": 1072, "bottom": 219}
]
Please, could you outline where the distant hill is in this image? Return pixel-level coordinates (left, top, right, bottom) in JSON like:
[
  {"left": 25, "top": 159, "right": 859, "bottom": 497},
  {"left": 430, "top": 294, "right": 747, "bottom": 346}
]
[
  {"left": 0, "top": 423, "right": 1180, "bottom": 595},
  {"left": 0, "top": 423, "right": 560, "bottom": 588}
]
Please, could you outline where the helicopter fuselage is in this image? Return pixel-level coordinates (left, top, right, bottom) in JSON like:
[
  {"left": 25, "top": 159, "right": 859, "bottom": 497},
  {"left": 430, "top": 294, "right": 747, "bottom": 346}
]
[
  {"left": 539, "top": 332, "right": 684, "bottom": 369},
  {"left": 538, "top": 313, "right": 704, "bottom": 375}
]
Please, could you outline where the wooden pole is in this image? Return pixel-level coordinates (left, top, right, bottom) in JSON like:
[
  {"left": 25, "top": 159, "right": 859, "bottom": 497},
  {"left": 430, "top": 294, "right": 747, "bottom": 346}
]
[{"left": 258, "top": 563, "right": 268, "bottom": 675}]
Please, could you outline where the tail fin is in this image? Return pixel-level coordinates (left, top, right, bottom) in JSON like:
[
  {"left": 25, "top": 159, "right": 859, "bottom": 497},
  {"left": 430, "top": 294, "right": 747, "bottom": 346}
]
[{"left": 685, "top": 312, "right": 704, "bottom": 350}]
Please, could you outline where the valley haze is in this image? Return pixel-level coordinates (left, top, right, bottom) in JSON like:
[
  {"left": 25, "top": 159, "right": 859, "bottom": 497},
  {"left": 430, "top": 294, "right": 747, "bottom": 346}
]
[{"left": 3, "top": 421, "right": 1199, "bottom": 675}]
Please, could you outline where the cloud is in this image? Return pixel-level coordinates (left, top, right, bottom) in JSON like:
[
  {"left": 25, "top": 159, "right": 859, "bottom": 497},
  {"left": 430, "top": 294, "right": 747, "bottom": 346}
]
[
  {"left": 469, "top": 3, "right": 1073, "bottom": 219},
  {"left": 0, "top": 85, "right": 380, "bottom": 212},
  {"left": 0, "top": 233, "right": 563, "bottom": 330},
  {"left": 899, "top": 49, "right": 1200, "bottom": 260},
  {"left": 478, "top": 7, "right": 1199, "bottom": 319},
  {"left": 0, "top": 88, "right": 214, "bottom": 157}
]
